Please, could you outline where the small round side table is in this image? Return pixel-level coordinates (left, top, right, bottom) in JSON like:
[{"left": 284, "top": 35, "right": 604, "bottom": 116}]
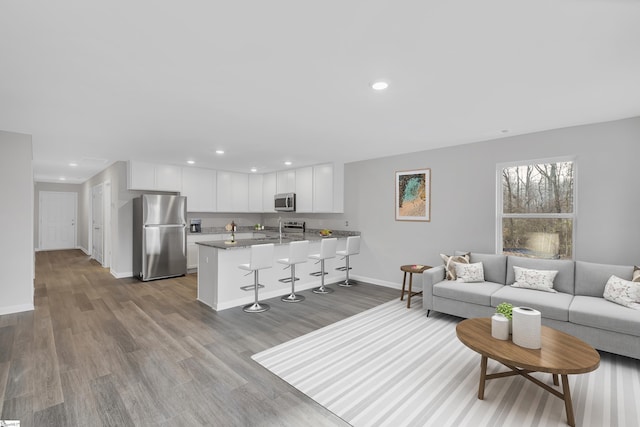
[{"left": 400, "top": 264, "right": 431, "bottom": 308}]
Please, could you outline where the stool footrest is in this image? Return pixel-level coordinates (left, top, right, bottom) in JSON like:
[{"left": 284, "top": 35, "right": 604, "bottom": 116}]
[
  {"left": 240, "top": 284, "right": 265, "bottom": 291},
  {"left": 309, "top": 271, "right": 327, "bottom": 277},
  {"left": 278, "top": 276, "right": 299, "bottom": 283},
  {"left": 335, "top": 266, "right": 352, "bottom": 271}
]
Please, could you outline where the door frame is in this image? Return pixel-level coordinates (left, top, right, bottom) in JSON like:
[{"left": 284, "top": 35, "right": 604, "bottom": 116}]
[{"left": 89, "top": 180, "right": 111, "bottom": 268}]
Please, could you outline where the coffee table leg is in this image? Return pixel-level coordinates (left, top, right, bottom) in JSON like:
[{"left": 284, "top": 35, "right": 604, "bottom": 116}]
[
  {"left": 478, "top": 355, "right": 487, "bottom": 400},
  {"left": 561, "top": 374, "right": 575, "bottom": 427}
]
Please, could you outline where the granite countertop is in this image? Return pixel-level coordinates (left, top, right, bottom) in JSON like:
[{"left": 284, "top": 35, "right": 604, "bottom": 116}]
[{"left": 195, "top": 229, "right": 359, "bottom": 249}]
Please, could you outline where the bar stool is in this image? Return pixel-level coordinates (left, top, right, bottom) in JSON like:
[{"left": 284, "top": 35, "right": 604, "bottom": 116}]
[
  {"left": 239, "top": 243, "right": 274, "bottom": 313},
  {"left": 336, "top": 236, "right": 361, "bottom": 287},
  {"left": 309, "top": 238, "right": 337, "bottom": 294},
  {"left": 278, "top": 240, "right": 310, "bottom": 303}
]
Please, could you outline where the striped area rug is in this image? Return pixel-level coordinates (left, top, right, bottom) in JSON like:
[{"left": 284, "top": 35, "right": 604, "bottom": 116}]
[{"left": 252, "top": 298, "right": 640, "bottom": 427}]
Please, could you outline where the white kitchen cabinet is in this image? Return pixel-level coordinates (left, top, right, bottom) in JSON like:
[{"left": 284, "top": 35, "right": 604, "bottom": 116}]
[
  {"left": 217, "top": 171, "right": 249, "bottom": 212},
  {"left": 262, "top": 172, "right": 277, "bottom": 212},
  {"left": 248, "top": 174, "right": 263, "bottom": 212},
  {"left": 312, "top": 163, "right": 344, "bottom": 213},
  {"left": 276, "top": 170, "right": 296, "bottom": 194},
  {"left": 181, "top": 167, "right": 216, "bottom": 212},
  {"left": 294, "top": 166, "right": 313, "bottom": 212},
  {"left": 128, "top": 161, "right": 182, "bottom": 192}
]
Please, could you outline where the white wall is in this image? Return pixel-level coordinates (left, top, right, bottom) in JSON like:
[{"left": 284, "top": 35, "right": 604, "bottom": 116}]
[
  {"left": 0, "top": 130, "right": 34, "bottom": 315},
  {"left": 343, "top": 116, "right": 640, "bottom": 287}
]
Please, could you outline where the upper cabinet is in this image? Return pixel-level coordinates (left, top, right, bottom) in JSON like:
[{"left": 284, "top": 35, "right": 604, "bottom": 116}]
[
  {"left": 262, "top": 172, "right": 277, "bottom": 212},
  {"left": 276, "top": 170, "right": 296, "bottom": 194},
  {"left": 182, "top": 167, "right": 216, "bottom": 212},
  {"left": 217, "top": 171, "right": 249, "bottom": 212},
  {"left": 128, "top": 161, "right": 182, "bottom": 192},
  {"left": 312, "top": 163, "right": 344, "bottom": 213},
  {"left": 294, "top": 166, "right": 313, "bottom": 212},
  {"left": 248, "top": 174, "right": 263, "bottom": 212}
]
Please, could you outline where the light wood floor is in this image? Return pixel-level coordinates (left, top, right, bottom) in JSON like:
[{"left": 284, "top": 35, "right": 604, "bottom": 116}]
[{"left": 0, "top": 250, "right": 400, "bottom": 426}]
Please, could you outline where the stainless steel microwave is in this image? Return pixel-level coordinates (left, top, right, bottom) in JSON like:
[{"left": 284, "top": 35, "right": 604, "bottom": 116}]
[{"left": 274, "top": 193, "right": 296, "bottom": 212}]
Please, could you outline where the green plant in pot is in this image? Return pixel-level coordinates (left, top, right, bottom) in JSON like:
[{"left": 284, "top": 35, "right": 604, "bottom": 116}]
[{"left": 495, "top": 302, "right": 513, "bottom": 333}]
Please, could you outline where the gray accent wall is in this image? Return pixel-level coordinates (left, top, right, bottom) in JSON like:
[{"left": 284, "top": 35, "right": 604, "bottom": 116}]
[
  {"left": 343, "top": 116, "right": 640, "bottom": 287},
  {"left": 0, "top": 130, "right": 34, "bottom": 315}
]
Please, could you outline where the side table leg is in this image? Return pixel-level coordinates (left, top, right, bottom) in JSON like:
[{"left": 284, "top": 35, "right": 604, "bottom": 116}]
[
  {"left": 553, "top": 373, "right": 559, "bottom": 386},
  {"left": 478, "top": 355, "right": 488, "bottom": 400},
  {"left": 400, "top": 272, "right": 407, "bottom": 301},
  {"left": 561, "top": 374, "right": 575, "bottom": 427},
  {"left": 407, "top": 273, "right": 413, "bottom": 308}
]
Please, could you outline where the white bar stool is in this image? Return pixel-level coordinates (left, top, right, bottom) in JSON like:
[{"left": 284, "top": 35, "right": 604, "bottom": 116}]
[
  {"left": 309, "top": 237, "right": 337, "bottom": 294},
  {"left": 239, "top": 243, "right": 274, "bottom": 313},
  {"left": 278, "top": 240, "right": 310, "bottom": 303},
  {"left": 336, "top": 235, "right": 361, "bottom": 287}
]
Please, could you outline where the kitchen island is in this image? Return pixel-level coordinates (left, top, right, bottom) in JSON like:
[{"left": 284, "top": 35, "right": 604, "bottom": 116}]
[{"left": 196, "top": 231, "right": 359, "bottom": 311}]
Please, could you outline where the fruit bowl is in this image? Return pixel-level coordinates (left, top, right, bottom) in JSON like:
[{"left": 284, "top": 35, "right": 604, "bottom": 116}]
[{"left": 319, "top": 229, "right": 332, "bottom": 237}]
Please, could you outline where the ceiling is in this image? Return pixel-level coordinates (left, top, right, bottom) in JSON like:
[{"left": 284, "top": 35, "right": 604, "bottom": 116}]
[{"left": 2, "top": 1, "right": 640, "bottom": 184}]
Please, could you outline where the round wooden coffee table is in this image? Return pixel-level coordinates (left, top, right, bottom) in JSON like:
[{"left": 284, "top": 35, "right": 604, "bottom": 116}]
[{"left": 456, "top": 317, "right": 600, "bottom": 427}]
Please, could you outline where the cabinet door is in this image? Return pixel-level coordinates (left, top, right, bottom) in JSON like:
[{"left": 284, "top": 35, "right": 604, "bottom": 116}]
[
  {"left": 231, "top": 172, "right": 249, "bottom": 212},
  {"left": 155, "top": 164, "right": 182, "bottom": 192},
  {"left": 182, "top": 167, "right": 216, "bottom": 212},
  {"left": 216, "top": 171, "right": 233, "bottom": 212},
  {"left": 128, "top": 161, "right": 156, "bottom": 190},
  {"left": 248, "top": 174, "right": 263, "bottom": 212},
  {"left": 313, "top": 163, "right": 334, "bottom": 212},
  {"left": 262, "top": 172, "right": 277, "bottom": 212},
  {"left": 277, "top": 170, "right": 296, "bottom": 193},
  {"left": 187, "top": 243, "right": 198, "bottom": 269},
  {"left": 295, "top": 166, "right": 313, "bottom": 212}
]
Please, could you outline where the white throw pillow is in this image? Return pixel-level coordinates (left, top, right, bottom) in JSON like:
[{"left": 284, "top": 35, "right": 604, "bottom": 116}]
[
  {"left": 511, "top": 266, "right": 558, "bottom": 293},
  {"left": 603, "top": 275, "right": 640, "bottom": 309},
  {"left": 455, "top": 262, "right": 484, "bottom": 283}
]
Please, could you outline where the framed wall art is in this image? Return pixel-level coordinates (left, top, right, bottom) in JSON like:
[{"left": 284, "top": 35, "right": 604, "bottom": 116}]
[{"left": 395, "top": 168, "right": 431, "bottom": 221}]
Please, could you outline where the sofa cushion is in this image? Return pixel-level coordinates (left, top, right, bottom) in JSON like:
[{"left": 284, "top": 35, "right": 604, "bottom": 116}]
[
  {"left": 491, "top": 286, "right": 573, "bottom": 321},
  {"left": 440, "top": 253, "right": 469, "bottom": 280},
  {"left": 507, "top": 256, "right": 575, "bottom": 295},
  {"left": 603, "top": 275, "right": 640, "bottom": 309},
  {"left": 570, "top": 295, "right": 640, "bottom": 337},
  {"left": 574, "top": 261, "right": 634, "bottom": 297},
  {"left": 433, "top": 280, "right": 504, "bottom": 306},
  {"left": 458, "top": 252, "right": 507, "bottom": 285}
]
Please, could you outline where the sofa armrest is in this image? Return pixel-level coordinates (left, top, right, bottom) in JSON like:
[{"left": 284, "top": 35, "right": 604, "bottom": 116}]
[{"left": 422, "top": 265, "right": 445, "bottom": 311}]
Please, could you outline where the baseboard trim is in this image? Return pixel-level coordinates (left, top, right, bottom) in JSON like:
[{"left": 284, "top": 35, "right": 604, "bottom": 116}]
[
  {"left": 350, "top": 274, "right": 405, "bottom": 290},
  {"left": 0, "top": 303, "right": 35, "bottom": 316},
  {"left": 79, "top": 246, "right": 90, "bottom": 255},
  {"left": 111, "top": 270, "right": 133, "bottom": 279}
]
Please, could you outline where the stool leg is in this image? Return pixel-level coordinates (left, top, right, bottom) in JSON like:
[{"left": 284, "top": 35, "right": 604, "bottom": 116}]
[
  {"left": 282, "top": 264, "right": 305, "bottom": 303},
  {"left": 407, "top": 273, "right": 413, "bottom": 309},
  {"left": 313, "top": 259, "right": 334, "bottom": 294},
  {"left": 338, "top": 255, "right": 353, "bottom": 287},
  {"left": 243, "top": 270, "right": 270, "bottom": 313},
  {"left": 400, "top": 272, "right": 407, "bottom": 301}
]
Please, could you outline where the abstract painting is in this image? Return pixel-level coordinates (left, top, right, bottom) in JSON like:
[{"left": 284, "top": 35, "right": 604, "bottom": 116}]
[{"left": 395, "top": 168, "right": 430, "bottom": 221}]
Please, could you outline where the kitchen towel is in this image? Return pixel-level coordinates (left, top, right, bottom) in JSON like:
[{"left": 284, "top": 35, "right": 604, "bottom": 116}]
[
  {"left": 512, "top": 306, "right": 541, "bottom": 349},
  {"left": 491, "top": 313, "right": 510, "bottom": 340}
]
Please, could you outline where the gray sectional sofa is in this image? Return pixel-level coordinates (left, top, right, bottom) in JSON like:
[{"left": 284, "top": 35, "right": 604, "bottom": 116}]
[{"left": 422, "top": 251, "right": 640, "bottom": 359}]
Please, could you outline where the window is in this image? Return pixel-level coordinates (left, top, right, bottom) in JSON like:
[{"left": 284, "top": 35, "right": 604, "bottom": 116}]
[{"left": 497, "top": 158, "right": 575, "bottom": 259}]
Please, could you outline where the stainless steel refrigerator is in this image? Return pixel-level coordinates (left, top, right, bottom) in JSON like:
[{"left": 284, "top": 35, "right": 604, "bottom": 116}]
[{"left": 133, "top": 194, "right": 187, "bottom": 281}]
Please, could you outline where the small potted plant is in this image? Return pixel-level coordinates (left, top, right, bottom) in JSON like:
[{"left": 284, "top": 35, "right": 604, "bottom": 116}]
[{"left": 495, "top": 302, "right": 513, "bottom": 333}]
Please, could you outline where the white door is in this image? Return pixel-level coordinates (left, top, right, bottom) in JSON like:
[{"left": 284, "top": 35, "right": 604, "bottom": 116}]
[
  {"left": 39, "top": 191, "right": 77, "bottom": 250},
  {"left": 92, "top": 183, "right": 103, "bottom": 264}
]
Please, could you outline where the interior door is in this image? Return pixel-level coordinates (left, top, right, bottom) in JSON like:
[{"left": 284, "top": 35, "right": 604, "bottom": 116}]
[
  {"left": 92, "top": 183, "right": 103, "bottom": 264},
  {"left": 39, "top": 191, "right": 77, "bottom": 250}
]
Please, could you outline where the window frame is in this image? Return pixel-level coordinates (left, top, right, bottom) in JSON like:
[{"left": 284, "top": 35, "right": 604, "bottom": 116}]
[{"left": 495, "top": 156, "right": 577, "bottom": 260}]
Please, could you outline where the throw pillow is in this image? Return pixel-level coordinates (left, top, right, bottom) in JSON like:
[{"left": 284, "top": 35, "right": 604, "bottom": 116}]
[
  {"left": 603, "top": 275, "right": 640, "bottom": 309},
  {"left": 511, "top": 266, "right": 558, "bottom": 293},
  {"left": 454, "top": 262, "right": 484, "bottom": 283},
  {"left": 440, "top": 253, "right": 470, "bottom": 280},
  {"left": 633, "top": 266, "right": 640, "bottom": 283}
]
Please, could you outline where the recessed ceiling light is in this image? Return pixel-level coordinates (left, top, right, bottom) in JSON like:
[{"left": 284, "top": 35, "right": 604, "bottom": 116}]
[
  {"left": 59, "top": 177, "right": 66, "bottom": 181},
  {"left": 371, "top": 81, "right": 389, "bottom": 91},
  {"left": 216, "top": 150, "right": 225, "bottom": 155},
  {"left": 284, "top": 161, "right": 292, "bottom": 166},
  {"left": 69, "top": 162, "right": 78, "bottom": 167},
  {"left": 500, "top": 129, "right": 510, "bottom": 134},
  {"left": 250, "top": 167, "right": 257, "bottom": 173},
  {"left": 187, "top": 160, "right": 195, "bottom": 165}
]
